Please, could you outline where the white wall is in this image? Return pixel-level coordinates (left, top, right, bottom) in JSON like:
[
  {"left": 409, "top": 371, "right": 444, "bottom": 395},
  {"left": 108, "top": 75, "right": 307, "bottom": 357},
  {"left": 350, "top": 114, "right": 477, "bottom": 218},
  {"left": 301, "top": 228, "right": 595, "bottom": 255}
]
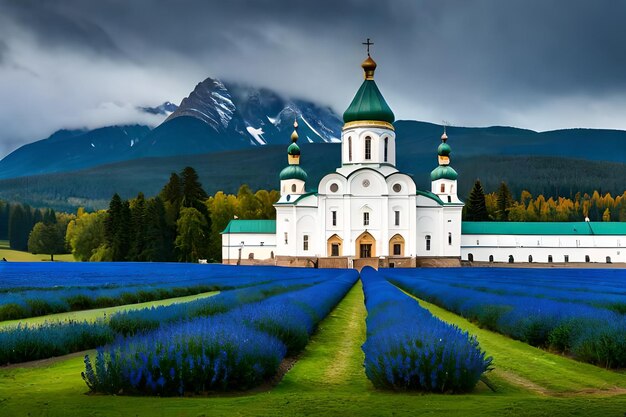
[
  {"left": 461, "top": 234, "right": 626, "bottom": 263},
  {"left": 221, "top": 233, "right": 276, "bottom": 263}
]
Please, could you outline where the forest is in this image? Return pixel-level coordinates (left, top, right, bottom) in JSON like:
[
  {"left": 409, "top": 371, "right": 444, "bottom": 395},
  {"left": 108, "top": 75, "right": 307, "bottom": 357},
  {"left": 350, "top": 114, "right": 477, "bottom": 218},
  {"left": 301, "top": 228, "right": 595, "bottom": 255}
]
[{"left": 0, "top": 169, "right": 624, "bottom": 263}]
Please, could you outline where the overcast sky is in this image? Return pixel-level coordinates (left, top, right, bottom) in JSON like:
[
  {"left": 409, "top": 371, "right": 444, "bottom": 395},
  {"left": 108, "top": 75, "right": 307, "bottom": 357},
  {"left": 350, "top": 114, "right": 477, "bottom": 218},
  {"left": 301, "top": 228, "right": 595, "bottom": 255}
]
[{"left": 0, "top": 0, "right": 625, "bottom": 157}]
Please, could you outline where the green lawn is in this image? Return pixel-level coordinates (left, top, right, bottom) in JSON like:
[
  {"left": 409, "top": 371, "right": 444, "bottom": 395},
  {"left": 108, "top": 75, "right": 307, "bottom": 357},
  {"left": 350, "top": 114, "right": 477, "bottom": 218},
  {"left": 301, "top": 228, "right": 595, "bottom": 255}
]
[
  {"left": 0, "top": 240, "right": 75, "bottom": 262},
  {"left": 1, "top": 281, "right": 626, "bottom": 416},
  {"left": 0, "top": 291, "right": 218, "bottom": 329}
]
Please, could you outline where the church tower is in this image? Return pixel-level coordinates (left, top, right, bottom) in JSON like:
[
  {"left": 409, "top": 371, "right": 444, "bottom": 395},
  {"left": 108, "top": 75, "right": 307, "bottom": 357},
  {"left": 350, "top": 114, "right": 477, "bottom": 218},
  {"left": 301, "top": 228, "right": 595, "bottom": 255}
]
[
  {"left": 279, "top": 120, "right": 308, "bottom": 196},
  {"left": 430, "top": 129, "right": 461, "bottom": 204},
  {"left": 341, "top": 42, "right": 396, "bottom": 169}
]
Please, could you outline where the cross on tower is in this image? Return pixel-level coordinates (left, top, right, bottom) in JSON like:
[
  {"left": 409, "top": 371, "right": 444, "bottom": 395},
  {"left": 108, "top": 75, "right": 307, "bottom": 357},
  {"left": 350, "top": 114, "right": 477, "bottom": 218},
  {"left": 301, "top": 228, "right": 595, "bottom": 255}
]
[{"left": 362, "top": 38, "right": 374, "bottom": 56}]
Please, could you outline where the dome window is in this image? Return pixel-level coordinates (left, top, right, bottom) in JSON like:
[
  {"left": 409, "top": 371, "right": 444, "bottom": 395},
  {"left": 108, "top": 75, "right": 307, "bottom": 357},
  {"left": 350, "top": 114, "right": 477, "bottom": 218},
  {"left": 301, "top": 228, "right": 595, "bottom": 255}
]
[
  {"left": 330, "top": 183, "right": 339, "bottom": 193},
  {"left": 392, "top": 183, "right": 402, "bottom": 193}
]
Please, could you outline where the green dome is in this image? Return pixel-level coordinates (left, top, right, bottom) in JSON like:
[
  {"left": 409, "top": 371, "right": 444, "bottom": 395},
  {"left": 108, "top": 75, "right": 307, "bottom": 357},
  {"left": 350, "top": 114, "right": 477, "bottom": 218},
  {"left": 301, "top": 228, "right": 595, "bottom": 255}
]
[
  {"left": 343, "top": 80, "right": 395, "bottom": 124},
  {"left": 288, "top": 142, "right": 300, "bottom": 156},
  {"left": 280, "top": 165, "right": 308, "bottom": 181},
  {"left": 430, "top": 165, "right": 458, "bottom": 181},
  {"left": 437, "top": 142, "right": 451, "bottom": 156}
]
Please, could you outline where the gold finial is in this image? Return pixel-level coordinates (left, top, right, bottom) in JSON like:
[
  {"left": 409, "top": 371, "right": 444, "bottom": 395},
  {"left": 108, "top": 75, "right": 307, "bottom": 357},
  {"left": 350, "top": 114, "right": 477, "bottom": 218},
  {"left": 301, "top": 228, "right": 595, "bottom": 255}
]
[
  {"left": 441, "top": 121, "right": 449, "bottom": 142},
  {"left": 291, "top": 118, "right": 299, "bottom": 142},
  {"left": 361, "top": 38, "right": 376, "bottom": 80}
]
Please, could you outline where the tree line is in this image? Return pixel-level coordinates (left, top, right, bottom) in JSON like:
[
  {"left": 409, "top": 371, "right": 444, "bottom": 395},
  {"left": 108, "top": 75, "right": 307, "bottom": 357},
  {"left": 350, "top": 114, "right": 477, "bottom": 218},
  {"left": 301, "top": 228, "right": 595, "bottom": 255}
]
[
  {"left": 0, "top": 167, "right": 278, "bottom": 262},
  {"left": 464, "top": 180, "right": 626, "bottom": 222}
]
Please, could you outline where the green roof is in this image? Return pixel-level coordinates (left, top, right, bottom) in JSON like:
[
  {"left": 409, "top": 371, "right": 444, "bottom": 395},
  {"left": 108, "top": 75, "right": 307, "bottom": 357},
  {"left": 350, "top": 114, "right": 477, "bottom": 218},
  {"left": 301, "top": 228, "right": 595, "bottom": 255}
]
[
  {"left": 221, "top": 220, "right": 276, "bottom": 234},
  {"left": 287, "top": 142, "right": 300, "bottom": 155},
  {"left": 416, "top": 190, "right": 444, "bottom": 205},
  {"left": 279, "top": 165, "right": 308, "bottom": 181},
  {"left": 430, "top": 165, "right": 458, "bottom": 181},
  {"left": 343, "top": 80, "right": 395, "bottom": 124},
  {"left": 438, "top": 142, "right": 451, "bottom": 156},
  {"left": 462, "top": 221, "right": 626, "bottom": 236}
]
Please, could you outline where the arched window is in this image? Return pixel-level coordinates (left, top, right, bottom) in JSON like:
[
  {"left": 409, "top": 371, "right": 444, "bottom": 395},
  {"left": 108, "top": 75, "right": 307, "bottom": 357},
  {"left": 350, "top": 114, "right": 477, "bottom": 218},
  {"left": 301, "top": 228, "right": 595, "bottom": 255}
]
[
  {"left": 384, "top": 137, "right": 388, "bottom": 162},
  {"left": 548, "top": 255, "right": 553, "bottom": 263},
  {"left": 365, "top": 136, "right": 372, "bottom": 160},
  {"left": 448, "top": 232, "right": 452, "bottom": 246},
  {"left": 528, "top": 255, "right": 533, "bottom": 263},
  {"left": 425, "top": 235, "right": 431, "bottom": 251},
  {"left": 348, "top": 137, "right": 352, "bottom": 162},
  {"left": 440, "top": 184, "right": 445, "bottom": 193},
  {"left": 468, "top": 253, "right": 474, "bottom": 262},
  {"left": 585, "top": 255, "right": 590, "bottom": 263},
  {"left": 489, "top": 255, "right": 494, "bottom": 262},
  {"left": 291, "top": 184, "right": 297, "bottom": 192},
  {"left": 607, "top": 256, "right": 612, "bottom": 264},
  {"left": 508, "top": 255, "right": 514, "bottom": 263}
]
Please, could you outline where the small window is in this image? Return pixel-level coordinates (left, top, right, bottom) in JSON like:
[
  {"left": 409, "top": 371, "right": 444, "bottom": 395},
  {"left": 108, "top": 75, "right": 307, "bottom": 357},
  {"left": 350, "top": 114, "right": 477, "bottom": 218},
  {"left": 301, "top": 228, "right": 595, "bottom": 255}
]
[
  {"left": 303, "top": 235, "right": 309, "bottom": 251},
  {"left": 291, "top": 184, "right": 297, "bottom": 192},
  {"left": 330, "top": 183, "right": 339, "bottom": 193},
  {"left": 468, "top": 253, "right": 474, "bottom": 262},
  {"left": 440, "top": 184, "right": 445, "bottom": 193},
  {"left": 284, "top": 232, "right": 288, "bottom": 245},
  {"left": 508, "top": 255, "right": 514, "bottom": 263},
  {"left": 365, "top": 136, "right": 372, "bottom": 160},
  {"left": 564, "top": 255, "right": 569, "bottom": 263},
  {"left": 447, "top": 196, "right": 451, "bottom": 203},
  {"left": 332, "top": 210, "right": 337, "bottom": 226},
  {"left": 393, "top": 243, "right": 401, "bottom": 255},
  {"left": 331, "top": 244, "right": 339, "bottom": 257},
  {"left": 607, "top": 256, "right": 612, "bottom": 264},
  {"left": 489, "top": 255, "right": 494, "bottom": 262},
  {"left": 348, "top": 137, "right": 352, "bottom": 162},
  {"left": 548, "top": 255, "right": 553, "bottom": 263},
  {"left": 476, "top": 240, "right": 480, "bottom": 245},
  {"left": 384, "top": 137, "right": 388, "bottom": 162},
  {"left": 392, "top": 183, "right": 402, "bottom": 193},
  {"left": 394, "top": 210, "right": 400, "bottom": 226},
  {"left": 585, "top": 255, "right": 590, "bottom": 263},
  {"left": 425, "top": 235, "right": 431, "bottom": 251},
  {"left": 528, "top": 255, "right": 533, "bottom": 263},
  {"left": 363, "top": 212, "right": 369, "bottom": 226},
  {"left": 448, "top": 232, "right": 452, "bottom": 246}
]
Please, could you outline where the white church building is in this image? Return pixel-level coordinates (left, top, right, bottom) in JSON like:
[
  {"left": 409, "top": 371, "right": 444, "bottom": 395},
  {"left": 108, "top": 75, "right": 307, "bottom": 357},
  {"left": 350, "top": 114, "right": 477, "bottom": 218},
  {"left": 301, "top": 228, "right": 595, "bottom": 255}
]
[{"left": 222, "top": 50, "right": 626, "bottom": 268}]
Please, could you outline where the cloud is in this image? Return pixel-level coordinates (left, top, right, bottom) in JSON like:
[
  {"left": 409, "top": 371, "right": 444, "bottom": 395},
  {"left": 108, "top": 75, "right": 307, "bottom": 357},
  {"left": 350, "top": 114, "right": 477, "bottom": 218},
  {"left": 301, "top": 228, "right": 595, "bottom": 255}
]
[{"left": 1, "top": 0, "right": 626, "bottom": 157}]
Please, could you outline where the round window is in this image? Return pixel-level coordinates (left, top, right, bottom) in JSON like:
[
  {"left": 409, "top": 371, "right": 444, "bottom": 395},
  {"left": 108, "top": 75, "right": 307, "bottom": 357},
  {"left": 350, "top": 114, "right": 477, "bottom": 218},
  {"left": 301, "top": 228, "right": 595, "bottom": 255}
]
[
  {"left": 362, "top": 179, "right": 370, "bottom": 188},
  {"left": 393, "top": 183, "right": 402, "bottom": 192},
  {"left": 330, "top": 183, "right": 339, "bottom": 193}
]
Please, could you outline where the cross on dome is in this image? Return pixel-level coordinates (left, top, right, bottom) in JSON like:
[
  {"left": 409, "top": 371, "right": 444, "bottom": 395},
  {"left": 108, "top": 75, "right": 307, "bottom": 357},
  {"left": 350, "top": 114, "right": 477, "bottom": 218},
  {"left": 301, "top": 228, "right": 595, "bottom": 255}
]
[{"left": 362, "top": 38, "right": 374, "bottom": 56}]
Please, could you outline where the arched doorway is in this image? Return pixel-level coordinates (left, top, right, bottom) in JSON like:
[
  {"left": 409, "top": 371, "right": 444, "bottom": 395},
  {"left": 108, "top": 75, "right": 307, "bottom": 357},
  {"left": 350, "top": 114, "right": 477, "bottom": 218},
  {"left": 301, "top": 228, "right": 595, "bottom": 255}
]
[
  {"left": 389, "top": 234, "right": 405, "bottom": 257},
  {"left": 356, "top": 231, "right": 376, "bottom": 259},
  {"left": 467, "top": 253, "right": 474, "bottom": 262},
  {"left": 327, "top": 234, "right": 343, "bottom": 257}
]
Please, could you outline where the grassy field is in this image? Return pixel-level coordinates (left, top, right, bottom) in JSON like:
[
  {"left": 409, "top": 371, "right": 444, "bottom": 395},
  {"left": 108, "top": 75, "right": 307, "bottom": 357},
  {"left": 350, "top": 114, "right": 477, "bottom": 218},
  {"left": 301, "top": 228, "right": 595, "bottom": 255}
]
[
  {"left": 1, "top": 281, "right": 626, "bottom": 416},
  {"left": 0, "top": 240, "right": 75, "bottom": 262},
  {"left": 0, "top": 291, "right": 218, "bottom": 329}
]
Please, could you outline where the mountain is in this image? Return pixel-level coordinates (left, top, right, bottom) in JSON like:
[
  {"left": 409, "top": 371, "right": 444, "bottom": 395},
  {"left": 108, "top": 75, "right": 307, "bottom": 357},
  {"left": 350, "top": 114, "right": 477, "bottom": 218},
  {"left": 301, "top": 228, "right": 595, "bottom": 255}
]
[
  {"left": 0, "top": 78, "right": 343, "bottom": 178},
  {"left": 0, "top": 125, "right": 151, "bottom": 179}
]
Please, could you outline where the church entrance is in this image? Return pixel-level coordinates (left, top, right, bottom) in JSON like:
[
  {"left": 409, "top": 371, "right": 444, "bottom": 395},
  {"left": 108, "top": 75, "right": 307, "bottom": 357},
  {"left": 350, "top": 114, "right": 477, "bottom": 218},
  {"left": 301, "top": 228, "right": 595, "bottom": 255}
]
[
  {"left": 327, "top": 234, "right": 343, "bottom": 257},
  {"left": 355, "top": 231, "right": 376, "bottom": 259},
  {"left": 388, "top": 234, "right": 405, "bottom": 257}
]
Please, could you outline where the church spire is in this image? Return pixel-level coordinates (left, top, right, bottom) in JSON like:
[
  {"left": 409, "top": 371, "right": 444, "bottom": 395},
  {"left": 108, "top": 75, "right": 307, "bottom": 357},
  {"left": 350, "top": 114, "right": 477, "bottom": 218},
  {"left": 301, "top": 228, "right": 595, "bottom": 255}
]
[
  {"left": 287, "top": 119, "right": 301, "bottom": 165},
  {"left": 430, "top": 128, "right": 458, "bottom": 181}
]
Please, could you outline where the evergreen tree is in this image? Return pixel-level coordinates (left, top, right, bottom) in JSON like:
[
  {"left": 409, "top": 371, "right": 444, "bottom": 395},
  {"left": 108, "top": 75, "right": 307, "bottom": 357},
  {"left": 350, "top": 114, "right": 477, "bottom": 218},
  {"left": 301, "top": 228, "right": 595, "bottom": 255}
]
[
  {"left": 180, "top": 167, "right": 208, "bottom": 211},
  {"left": 464, "top": 180, "right": 489, "bottom": 221},
  {"left": 496, "top": 182, "right": 513, "bottom": 221},
  {"left": 43, "top": 208, "right": 57, "bottom": 224},
  {"left": 142, "top": 197, "right": 171, "bottom": 262},
  {"left": 175, "top": 207, "right": 209, "bottom": 262},
  {"left": 8, "top": 204, "right": 29, "bottom": 251},
  {"left": 105, "top": 194, "right": 131, "bottom": 261},
  {"left": 129, "top": 193, "right": 148, "bottom": 261},
  {"left": 0, "top": 202, "right": 9, "bottom": 241}
]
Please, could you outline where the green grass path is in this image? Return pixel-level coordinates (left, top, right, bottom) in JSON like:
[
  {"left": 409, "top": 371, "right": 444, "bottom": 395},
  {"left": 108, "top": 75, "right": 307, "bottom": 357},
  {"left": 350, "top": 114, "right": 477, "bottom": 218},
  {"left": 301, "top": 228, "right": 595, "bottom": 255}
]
[
  {"left": 0, "top": 291, "right": 218, "bottom": 329},
  {"left": 2, "top": 281, "right": 626, "bottom": 416},
  {"left": 412, "top": 297, "right": 626, "bottom": 394}
]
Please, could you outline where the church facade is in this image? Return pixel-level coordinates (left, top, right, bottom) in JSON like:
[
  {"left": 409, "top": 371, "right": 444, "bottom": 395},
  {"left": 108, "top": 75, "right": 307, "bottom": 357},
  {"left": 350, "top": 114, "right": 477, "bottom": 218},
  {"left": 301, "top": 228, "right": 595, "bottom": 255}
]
[
  {"left": 222, "top": 51, "right": 626, "bottom": 267},
  {"left": 223, "top": 51, "right": 464, "bottom": 268}
]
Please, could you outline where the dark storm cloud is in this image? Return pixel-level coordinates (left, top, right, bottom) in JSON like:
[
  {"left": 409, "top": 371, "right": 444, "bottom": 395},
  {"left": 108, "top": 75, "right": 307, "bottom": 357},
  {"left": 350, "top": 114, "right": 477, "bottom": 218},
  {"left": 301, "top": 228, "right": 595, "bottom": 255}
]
[{"left": 1, "top": 0, "right": 626, "bottom": 156}]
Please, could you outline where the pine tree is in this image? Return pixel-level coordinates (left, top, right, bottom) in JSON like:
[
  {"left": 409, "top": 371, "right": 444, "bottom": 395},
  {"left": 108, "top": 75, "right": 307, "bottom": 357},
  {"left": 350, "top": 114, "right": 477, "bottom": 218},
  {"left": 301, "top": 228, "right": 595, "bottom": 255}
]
[
  {"left": 0, "top": 202, "right": 9, "bottom": 240},
  {"left": 105, "top": 194, "right": 131, "bottom": 261},
  {"left": 496, "top": 182, "right": 513, "bottom": 221},
  {"left": 464, "top": 180, "right": 489, "bottom": 221},
  {"left": 129, "top": 193, "right": 147, "bottom": 261},
  {"left": 8, "top": 204, "right": 28, "bottom": 251},
  {"left": 180, "top": 167, "right": 208, "bottom": 211},
  {"left": 142, "top": 197, "right": 171, "bottom": 262},
  {"left": 175, "top": 207, "right": 209, "bottom": 262}
]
